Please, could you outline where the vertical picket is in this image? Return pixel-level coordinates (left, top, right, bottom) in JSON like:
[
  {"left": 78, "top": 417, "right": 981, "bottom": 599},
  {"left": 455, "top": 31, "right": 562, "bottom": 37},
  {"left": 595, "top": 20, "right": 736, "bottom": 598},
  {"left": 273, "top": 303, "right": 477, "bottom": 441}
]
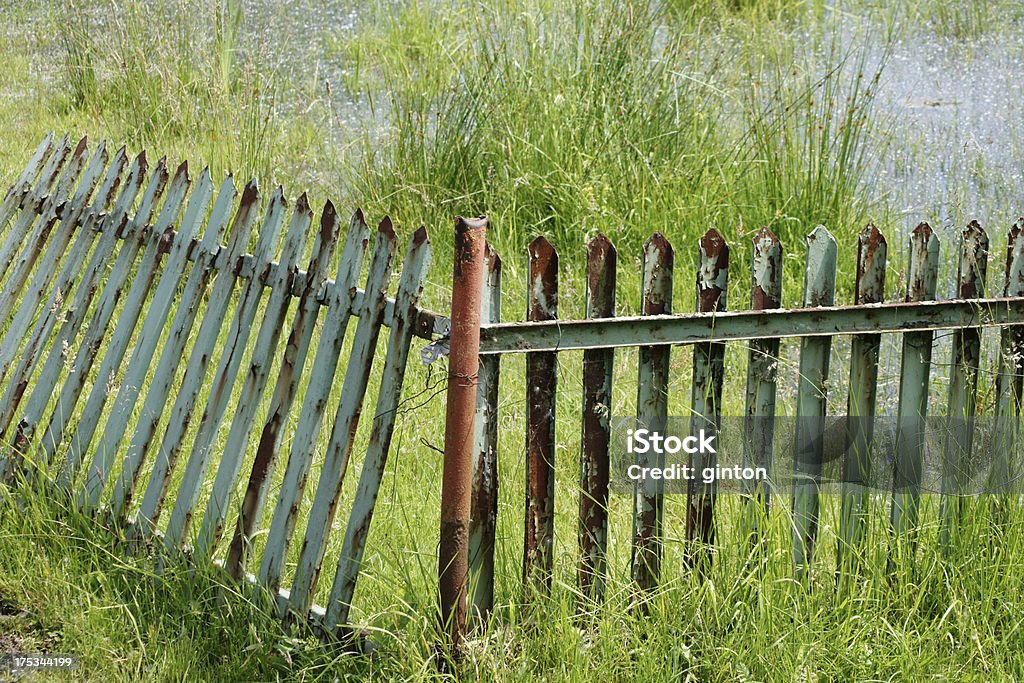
[
  {"left": 578, "top": 235, "right": 615, "bottom": 603},
  {"left": 78, "top": 169, "right": 215, "bottom": 509},
  {"left": 225, "top": 201, "right": 343, "bottom": 579},
  {"left": 838, "top": 224, "right": 887, "bottom": 569},
  {"left": 632, "top": 233, "right": 671, "bottom": 591},
  {"left": 195, "top": 195, "right": 314, "bottom": 557},
  {"left": 129, "top": 181, "right": 262, "bottom": 543},
  {"left": 257, "top": 211, "right": 370, "bottom": 595},
  {"left": 324, "top": 227, "right": 432, "bottom": 635},
  {"left": 988, "top": 222, "right": 1024, "bottom": 504},
  {"left": 60, "top": 162, "right": 192, "bottom": 484},
  {"left": 108, "top": 176, "right": 239, "bottom": 523},
  {"left": 523, "top": 236, "right": 558, "bottom": 594},
  {"left": 286, "top": 220, "right": 397, "bottom": 619},
  {"left": 890, "top": 223, "right": 940, "bottom": 540},
  {"left": 742, "top": 227, "right": 781, "bottom": 546},
  {"left": 792, "top": 225, "right": 837, "bottom": 577},
  {"left": 937, "top": 222, "right": 987, "bottom": 545},
  {"left": 688, "top": 228, "right": 728, "bottom": 571},
  {"left": 469, "top": 243, "right": 502, "bottom": 617},
  {"left": 162, "top": 188, "right": 289, "bottom": 550}
]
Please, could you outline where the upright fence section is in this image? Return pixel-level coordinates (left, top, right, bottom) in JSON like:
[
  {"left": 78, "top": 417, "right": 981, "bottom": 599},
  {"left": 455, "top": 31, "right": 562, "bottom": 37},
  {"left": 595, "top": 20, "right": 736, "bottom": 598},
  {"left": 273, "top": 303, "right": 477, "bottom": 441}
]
[
  {"left": 0, "top": 135, "right": 443, "bottom": 642},
  {"left": 457, "top": 216, "right": 1024, "bottom": 645}
]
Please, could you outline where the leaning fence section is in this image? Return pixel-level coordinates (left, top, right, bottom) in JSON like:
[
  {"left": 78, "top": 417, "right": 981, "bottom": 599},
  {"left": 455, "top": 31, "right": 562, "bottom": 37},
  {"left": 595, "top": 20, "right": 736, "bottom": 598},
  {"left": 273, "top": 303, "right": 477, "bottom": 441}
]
[
  {"left": 0, "top": 134, "right": 439, "bottom": 641},
  {"left": 462, "top": 215, "right": 1024, "bottom": 623}
]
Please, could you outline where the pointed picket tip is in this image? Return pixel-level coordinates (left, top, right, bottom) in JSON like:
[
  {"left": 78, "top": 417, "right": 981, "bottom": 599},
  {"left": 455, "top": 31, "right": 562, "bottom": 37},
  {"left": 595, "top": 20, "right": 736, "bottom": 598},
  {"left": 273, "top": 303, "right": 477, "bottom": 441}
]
[
  {"left": 292, "top": 191, "right": 309, "bottom": 216},
  {"left": 644, "top": 231, "right": 673, "bottom": 256},
  {"left": 377, "top": 215, "right": 397, "bottom": 242},
  {"left": 1009, "top": 219, "right": 1023, "bottom": 246},
  {"left": 195, "top": 166, "right": 212, "bottom": 185},
  {"left": 317, "top": 200, "right": 338, "bottom": 243},
  {"left": 586, "top": 233, "right": 615, "bottom": 260},
  {"left": 752, "top": 225, "right": 780, "bottom": 246},
  {"left": 172, "top": 159, "right": 189, "bottom": 183},
  {"left": 964, "top": 219, "right": 986, "bottom": 241},
  {"left": 911, "top": 221, "right": 934, "bottom": 240},
  {"left": 411, "top": 225, "right": 429, "bottom": 246},
  {"left": 134, "top": 149, "right": 149, "bottom": 174},
  {"left": 353, "top": 207, "right": 365, "bottom": 225},
  {"left": 72, "top": 135, "right": 89, "bottom": 158},
  {"left": 485, "top": 241, "right": 502, "bottom": 274},
  {"left": 267, "top": 184, "right": 286, "bottom": 208},
  {"left": 803, "top": 225, "right": 837, "bottom": 307},
  {"left": 239, "top": 180, "right": 259, "bottom": 209},
  {"left": 699, "top": 227, "right": 730, "bottom": 262},
  {"left": 529, "top": 234, "right": 555, "bottom": 255},
  {"left": 855, "top": 223, "right": 887, "bottom": 305}
]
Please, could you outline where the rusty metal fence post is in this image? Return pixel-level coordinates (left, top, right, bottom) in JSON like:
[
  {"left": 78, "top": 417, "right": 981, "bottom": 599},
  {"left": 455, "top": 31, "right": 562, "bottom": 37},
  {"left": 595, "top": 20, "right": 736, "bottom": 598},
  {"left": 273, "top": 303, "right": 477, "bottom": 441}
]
[{"left": 439, "top": 215, "right": 488, "bottom": 657}]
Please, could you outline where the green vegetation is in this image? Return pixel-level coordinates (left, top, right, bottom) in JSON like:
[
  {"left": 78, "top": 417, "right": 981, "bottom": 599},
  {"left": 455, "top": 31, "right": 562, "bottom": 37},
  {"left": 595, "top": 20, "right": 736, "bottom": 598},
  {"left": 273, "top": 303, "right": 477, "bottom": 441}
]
[{"left": 2, "top": 0, "right": 1024, "bottom": 681}]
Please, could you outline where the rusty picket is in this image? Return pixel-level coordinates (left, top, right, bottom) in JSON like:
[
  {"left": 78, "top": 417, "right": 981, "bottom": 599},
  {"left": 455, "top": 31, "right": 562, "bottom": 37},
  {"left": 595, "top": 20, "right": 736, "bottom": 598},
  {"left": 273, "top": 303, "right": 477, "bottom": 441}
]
[
  {"left": 742, "top": 227, "right": 781, "bottom": 546},
  {"left": 890, "top": 222, "right": 940, "bottom": 541},
  {"left": 578, "top": 234, "right": 615, "bottom": 603},
  {"left": 688, "top": 228, "right": 728, "bottom": 571},
  {"left": 468, "top": 242, "right": 502, "bottom": 619},
  {"left": 939, "top": 222, "right": 987, "bottom": 545},
  {"left": 632, "top": 233, "right": 672, "bottom": 592},
  {"left": 523, "top": 236, "right": 558, "bottom": 595},
  {"left": 838, "top": 224, "right": 887, "bottom": 568},
  {"left": 438, "top": 216, "right": 487, "bottom": 652}
]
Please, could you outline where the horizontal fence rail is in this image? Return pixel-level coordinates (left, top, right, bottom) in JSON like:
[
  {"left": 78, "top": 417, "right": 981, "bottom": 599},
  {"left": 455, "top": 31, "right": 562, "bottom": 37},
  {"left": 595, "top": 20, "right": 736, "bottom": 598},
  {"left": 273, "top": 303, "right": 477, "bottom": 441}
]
[{"left": 0, "top": 135, "right": 436, "bottom": 643}]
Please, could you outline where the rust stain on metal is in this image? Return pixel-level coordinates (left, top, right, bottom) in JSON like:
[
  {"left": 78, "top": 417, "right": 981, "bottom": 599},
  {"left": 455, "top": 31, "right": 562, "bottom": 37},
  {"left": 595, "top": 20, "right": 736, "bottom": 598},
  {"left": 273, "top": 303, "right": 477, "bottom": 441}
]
[
  {"left": 855, "top": 224, "right": 886, "bottom": 304},
  {"left": 579, "top": 234, "right": 615, "bottom": 602},
  {"left": 697, "top": 227, "right": 729, "bottom": 312},
  {"left": 959, "top": 220, "right": 988, "bottom": 299},
  {"left": 751, "top": 226, "right": 781, "bottom": 310},
  {"left": 524, "top": 235, "right": 557, "bottom": 596},
  {"left": 440, "top": 215, "right": 487, "bottom": 655}
]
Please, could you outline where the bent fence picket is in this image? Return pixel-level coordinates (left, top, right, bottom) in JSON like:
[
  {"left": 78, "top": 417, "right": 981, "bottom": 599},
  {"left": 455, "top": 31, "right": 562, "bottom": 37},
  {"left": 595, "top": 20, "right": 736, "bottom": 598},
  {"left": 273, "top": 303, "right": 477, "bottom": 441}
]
[{"left": 3, "top": 135, "right": 1024, "bottom": 658}]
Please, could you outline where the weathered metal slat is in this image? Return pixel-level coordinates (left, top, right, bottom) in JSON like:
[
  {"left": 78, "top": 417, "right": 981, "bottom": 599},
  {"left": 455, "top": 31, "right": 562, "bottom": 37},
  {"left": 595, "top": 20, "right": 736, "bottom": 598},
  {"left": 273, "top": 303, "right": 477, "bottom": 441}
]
[
  {"left": 0, "top": 141, "right": 110, "bottom": 387},
  {"left": 479, "top": 297, "right": 1024, "bottom": 354},
  {"left": 987, "top": 223, "right": 1024, "bottom": 499},
  {"left": 523, "top": 236, "right": 557, "bottom": 595},
  {"left": 257, "top": 211, "right": 370, "bottom": 595},
  {"left": 6, "top": 153, "right": 154, "bottom": 471},
  {"left": 162, "top": 188, "right": 289, "bottom": 550},
  {"left": 224, "top": 202, "right": 343, "bottom": 579},
  {"left": 890, "top": 223, "right": 940, "bottom": 539},
  {"left": 128, "top": 182, "right": 261, "bottom": 543},
  {"left": 632, "top": 234, "right": 670, "bottom": 592},
  {"left": 0, "top": 136, "right": 91, "bottom": 327},
  {"left": 78, "top": 169, "right": 215, "bottom": 510},
  {"left": 939, "top": 222, "right": 987, "bottom": 546},
  {"left": 469, "top": 243, "right": 502, "bottom": 616},
  {"left": 0, "top": 143, "right": 124, "bottom": 407},
  {"left": 837, "top": 225, "right": 886, "bottom": 568},
  {"left": 286, "top": 220, "right": 398, "bottom": 620},
  {"left": 39, "top": 159, "right": 174, "bottom": 469},
  {"left": 742, "top": 227, "right": 781, "bottom": 546},
  {"left": 688, "top": 229, "right": 728, "bottom": 571},
  {"left": 324, "top": 226, "right": 432, "bottom": 635},
  {"left": 0, "top": 134, "right": 72, "bottom": 285},
  {"left": 195, "top": 195, "right": 314, "bottom": 558},
  {"left": 59, "top": 162, "right": 192, "bottom": 485},
  {"left": 108, "top": 176, "right": 239, "bottom": 523},
  {"left": 792, "top": 226, "right": 837, "bottom": 578},
  {"left": 0, "top": 133, "right": 55, "bottom": 232},
  {"left": 577, "top": 235, "right": 613, "bottom": 603}
]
